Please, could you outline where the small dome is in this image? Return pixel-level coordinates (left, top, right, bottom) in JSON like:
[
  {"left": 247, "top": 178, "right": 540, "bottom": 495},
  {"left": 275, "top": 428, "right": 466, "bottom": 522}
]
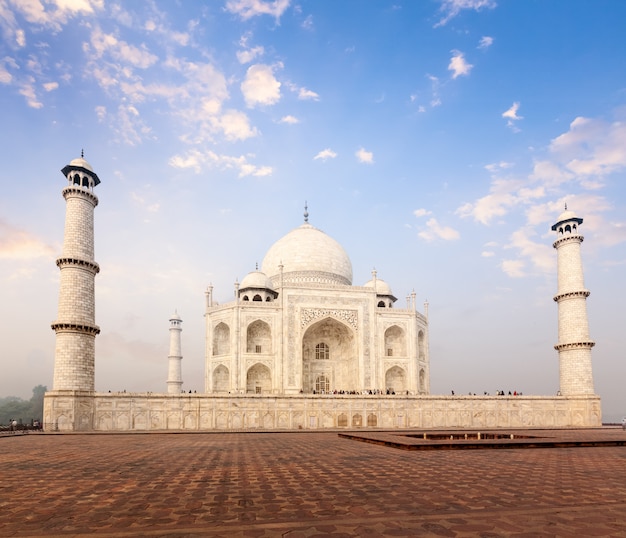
[
  {"left": 557, "top": 209, "right": 577, "bottom": 222},
  {"left": 240, "top": 270, "right": 274, "bottom": 291},
  {"left": 364, "top": 278, "right": 393, "bottom": 296},
  {"left": 69, "top": 156, "right": 94, "bottom": 172},
  {"left": 262, "top": 223, "right": 353, "bottom": 286}
]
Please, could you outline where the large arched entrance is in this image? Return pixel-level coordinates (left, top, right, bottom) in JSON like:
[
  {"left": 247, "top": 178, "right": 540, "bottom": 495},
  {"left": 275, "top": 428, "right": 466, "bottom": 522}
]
[{"left": 302, "top": 317, "right": 356, "bottom": 392}]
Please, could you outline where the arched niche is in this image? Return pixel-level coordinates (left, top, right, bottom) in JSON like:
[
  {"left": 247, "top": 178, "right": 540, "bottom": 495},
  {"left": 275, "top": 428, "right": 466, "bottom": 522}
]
[
  {"left": 213, "top": 322, "right": 230, "bottom": 356},
  {"left": 246, "top": 320, "right": 272, "bottom": 354},
  {"left": 246, "top": 363, "right": 272, "bottom": 394},
  {"left": 384, "top": 325, "right": 406, "bottom": 357}
]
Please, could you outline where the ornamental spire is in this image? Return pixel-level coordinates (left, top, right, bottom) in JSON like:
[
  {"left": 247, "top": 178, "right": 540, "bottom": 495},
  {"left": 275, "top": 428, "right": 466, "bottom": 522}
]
[{"left": 304, "top": 201, "right": 309, "bottom": 223}]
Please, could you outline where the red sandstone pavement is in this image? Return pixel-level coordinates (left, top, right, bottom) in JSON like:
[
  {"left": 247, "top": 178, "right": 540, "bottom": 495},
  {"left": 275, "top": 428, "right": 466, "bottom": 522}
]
[{"left": 2, "top": 429, "right": 626, "bottom": 537}]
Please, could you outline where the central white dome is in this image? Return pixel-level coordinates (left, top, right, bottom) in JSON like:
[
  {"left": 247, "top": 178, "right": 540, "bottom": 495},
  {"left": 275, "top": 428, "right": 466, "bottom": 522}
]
[{"left": 261, "top": 223, "right": 353, "bottom": 286}]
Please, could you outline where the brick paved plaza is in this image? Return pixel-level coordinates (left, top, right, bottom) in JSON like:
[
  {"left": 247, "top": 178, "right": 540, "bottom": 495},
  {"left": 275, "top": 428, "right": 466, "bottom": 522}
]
[{"left": 2, "top": 429, "right": 626, "bottom": 537}]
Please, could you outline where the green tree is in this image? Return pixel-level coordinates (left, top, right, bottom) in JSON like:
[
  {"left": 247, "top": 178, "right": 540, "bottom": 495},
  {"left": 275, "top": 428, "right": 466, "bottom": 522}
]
[
  {"left": 29, "top": 385, "right": 47, "bottom": 421},
  {"left": 0, "top": 385, "right": 47, "bottom": 425}
]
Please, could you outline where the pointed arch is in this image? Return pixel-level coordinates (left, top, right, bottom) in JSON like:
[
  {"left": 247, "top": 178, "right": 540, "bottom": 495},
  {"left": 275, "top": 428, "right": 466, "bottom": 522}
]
[
  {"left": 246, "top": 363, "right": 272, "bottom": 394},
  {"left": 384, "top": 325, "right": 406, "bottom": 357},
  {"left": 213, "top": 322, "right": 230, "bottom": 356},
  {"left": 385, "top": 366, "right": 406, "bottom": 393},
  {"left": 246, "top": 320, "right": 272, "bottom": 354},
  {"left": 213, "top": 364, "right": 229, "bottom": 392}
]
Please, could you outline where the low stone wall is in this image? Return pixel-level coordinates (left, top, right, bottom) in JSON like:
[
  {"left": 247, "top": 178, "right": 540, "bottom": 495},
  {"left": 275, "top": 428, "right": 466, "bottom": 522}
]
[{"left": 43, "top": 392, "right": 602, "bottom": 432}]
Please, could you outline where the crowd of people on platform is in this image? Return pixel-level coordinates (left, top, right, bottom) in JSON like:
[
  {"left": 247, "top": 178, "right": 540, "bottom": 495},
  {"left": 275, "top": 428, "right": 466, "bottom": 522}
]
[{"left": 449, "top": 390, "right": 523, "bottom": 396}]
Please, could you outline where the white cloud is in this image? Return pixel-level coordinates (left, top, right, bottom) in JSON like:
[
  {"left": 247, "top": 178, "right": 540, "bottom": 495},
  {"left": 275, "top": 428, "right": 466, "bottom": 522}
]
[
  {"left": 15, "top": 28, "right": 25, "bottom": 47},
  {"left": 225, "top": 0, "right": 291, "bottom": 21},
  {"left": 356, "top": 147, "right": 374, "bottom": 164},
  {"left": 301, "top": 14, "right": 313, "bottom": 30},
  {"left": 94, "top": 105, "right": 106, "bottom": 121},
  {"left": 237, "top": 45, "right": 264, "bottom": 64},
  {"left": 314, "top": 148, "right": 337, "bottom": 161},
  {"left": 505, "top": 227, "right": 554, "bottom": 275},
  {"left": 19, "top": 76, "right": 42, "bottom": 108},
  {"left": 500, "top": 259, "right": 525, "bottom": 278},
  {"left": 478, "top": 36, "right": 493, "bottom": 49},
  {"left": 43, "top": 81, "right": 58, "bottom": 91},
  {"left": 241, "top": 63, "right": 281, "bottom": 107},
  {"left": 87, "top": 26, "right": 158, "bottom": 69},
  {"left": 435, "top": 0, "right": 497, "bottom": 27},
  {"left": 457, "top": 179, "right": 521, "bottom": 225},
  {"left": 169, "top": 149, "right": 272, "bottom": 177},
  {"left": 484, "top": 161, "right": 513, "bottom": 173},
  {"left": 215, "top": 110, "right": 258, "bottom": 141},
  {"left": 0, "top": 62, "right": 13, "bottom": 84},
  {"left": 550, "top": 116, "right": 626, "bottom": 178},
  {"left": 448, "top": 50, "right": 473, "bottom": 79},
  {"left": 298, "top": 87, "right": 319, "bottom": 101},
  {"left": 413, "top": 208, "right": 432, "bottom": 218},
  {"left": 418, "top": 218, "right": 460, "bottom": 242},
  {"left": 502, "top": 101, "right": 523, "bottom": 131},
  {"left": 481, "top": 251, "right": 495, "bottom": 257},
  {"left": 279, "top": 115, "right": 299, "bottom": 124},
  {"left": 0, "top": 219, "right": 55, "bottom": 260},
  {"left": 112, "top": 104, "right": 152, "bottom": 146}
]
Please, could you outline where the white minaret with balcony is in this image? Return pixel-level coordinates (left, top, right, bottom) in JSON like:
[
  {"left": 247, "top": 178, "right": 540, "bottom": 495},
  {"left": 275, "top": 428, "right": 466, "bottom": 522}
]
[
  {"left": 552, "top": 206, "right": 595, "bottom": 395},
  {"left": 167, "top": 312, "right": 183, "bottom": 394},
  {"left": 51, "top": 153, "right": 101, "bottom": 392}
]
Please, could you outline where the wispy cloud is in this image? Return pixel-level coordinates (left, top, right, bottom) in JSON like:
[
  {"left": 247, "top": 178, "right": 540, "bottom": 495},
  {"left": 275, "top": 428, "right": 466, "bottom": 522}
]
[
  {"left": 413, "top": 208, "right": 433, "bottom": 218},
  {"left": 225, "top": 0, "right": 291, "bottom": 21},
  {"left": 435, "top": 0, "right": 497, "bottom": 27},
  {"left": 502, "top": 101, "right": 523, "bottom": 131},
  {"left": 279, "top": 115, "right": 299, "bottom": 124},
  {"left": 0, "top": 219, "right": 55, "bottom": 261},
  {"left": 169, "top": 149, "right": 272, "bottom": 177},
  {"left": 448, "top": 50, "right": 473, "bottom": 79},
  {"left": 298, "top": 87, "right": 319, "bottom": 101},
  {"left": 478, "top": 36, "right": 493, "bottom": 49},
  {"left": 418, "top": 218, "right": 460, "bottom": 242},
  {"left": 314, "top": 148, "right": 337, "bottom": 161}
]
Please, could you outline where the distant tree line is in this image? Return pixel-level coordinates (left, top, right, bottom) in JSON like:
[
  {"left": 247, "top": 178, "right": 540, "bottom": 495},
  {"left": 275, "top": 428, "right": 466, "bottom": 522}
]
[{"left": 0, "top": 385, "right": 46, "bottom": 426}]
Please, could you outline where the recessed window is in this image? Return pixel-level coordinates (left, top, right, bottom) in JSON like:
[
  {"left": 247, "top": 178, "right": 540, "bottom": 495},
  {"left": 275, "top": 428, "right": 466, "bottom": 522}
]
[
  {"left": 255, "top": 345, "right": 262, "bottom": 354},
  {"left": 315, "top": 375, "right": 329, "bottom": 393},
  {"left": 387, "top": 348, "right": 393, "bottom": 357},
  {"left": 315, "top": 342, "right": 329, "bottom": 360}
]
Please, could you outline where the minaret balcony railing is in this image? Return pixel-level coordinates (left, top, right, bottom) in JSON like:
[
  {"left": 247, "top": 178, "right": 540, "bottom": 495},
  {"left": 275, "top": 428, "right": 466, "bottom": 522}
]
[
  {"left": 50, "top": 321, "right": 101, "bottom": 335},
  {"left": 56, "top": 257, "right": 100, "bottom": 274},
  {"left": 553, "top": 289, "right": 590, "bottom": 302},
  {"left": 553, "top": 234, "right": 584, "bottom": 249},
  {"left": 554, "top": 340, "right": 595, "bottom": 351}
]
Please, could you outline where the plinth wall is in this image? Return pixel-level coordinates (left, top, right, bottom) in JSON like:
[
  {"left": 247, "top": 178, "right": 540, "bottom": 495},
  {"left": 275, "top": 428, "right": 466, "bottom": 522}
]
[{"left": 43, "top": 392, "right": 602, "bottom": 431}]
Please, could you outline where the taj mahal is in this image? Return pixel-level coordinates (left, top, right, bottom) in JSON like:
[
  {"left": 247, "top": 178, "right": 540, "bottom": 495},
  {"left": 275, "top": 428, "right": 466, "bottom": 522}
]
[{"left": 43, "top": 155, "right": 601, "bottom": 431}]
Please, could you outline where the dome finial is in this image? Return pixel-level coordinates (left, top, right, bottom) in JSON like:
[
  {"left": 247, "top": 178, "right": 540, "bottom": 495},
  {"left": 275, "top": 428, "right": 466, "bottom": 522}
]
[
  {"left": 255, "top": 262, "right": 258, "bottom": 271},
  {"left": 81, "top": 148, "right": 84, "bottom": 158},
  {"left": 304, "top": 201, "right": 309, "bottom": 223},
  {"left": 564, "top": 202, "right": 568, "bottom": 211}
]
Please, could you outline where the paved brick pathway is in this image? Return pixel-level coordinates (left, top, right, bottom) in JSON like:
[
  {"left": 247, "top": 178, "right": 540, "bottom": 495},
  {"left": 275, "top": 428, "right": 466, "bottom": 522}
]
[{"left": 2, "top": 429, "right": 626, "bottom": 537}]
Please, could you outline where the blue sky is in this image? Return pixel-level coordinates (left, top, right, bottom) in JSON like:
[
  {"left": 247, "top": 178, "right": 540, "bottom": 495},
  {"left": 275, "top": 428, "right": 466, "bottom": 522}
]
[{"left": 1, "top": 0, "right": 625, "bottom": 421}]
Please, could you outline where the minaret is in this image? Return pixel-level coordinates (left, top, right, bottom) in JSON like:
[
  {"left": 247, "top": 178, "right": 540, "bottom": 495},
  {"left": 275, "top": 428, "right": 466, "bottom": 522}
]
[
  {"left": 552, "top": 206, "right": 595, "bottom": 395},
  {"left": 167, "top": 312, "right": 183, "bottom": 394},
  {"left": 51, "top": 153, "right": 101, "bottom": 392}
]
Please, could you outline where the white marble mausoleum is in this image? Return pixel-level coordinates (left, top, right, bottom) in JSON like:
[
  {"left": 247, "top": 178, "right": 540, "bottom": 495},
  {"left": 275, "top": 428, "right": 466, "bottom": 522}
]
[{"left": 43, "top": 155, "right": 602, "bottom": 431}]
